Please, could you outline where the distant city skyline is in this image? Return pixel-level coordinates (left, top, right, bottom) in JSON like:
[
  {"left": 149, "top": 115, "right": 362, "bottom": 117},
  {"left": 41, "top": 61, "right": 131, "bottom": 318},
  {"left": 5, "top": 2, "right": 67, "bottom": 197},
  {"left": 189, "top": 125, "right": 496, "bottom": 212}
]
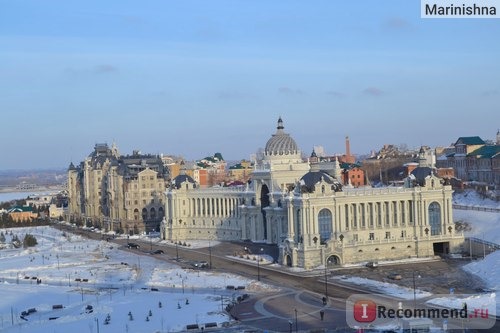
[{"left": 1, "top": 1, "right": 499, "bottom": 170}]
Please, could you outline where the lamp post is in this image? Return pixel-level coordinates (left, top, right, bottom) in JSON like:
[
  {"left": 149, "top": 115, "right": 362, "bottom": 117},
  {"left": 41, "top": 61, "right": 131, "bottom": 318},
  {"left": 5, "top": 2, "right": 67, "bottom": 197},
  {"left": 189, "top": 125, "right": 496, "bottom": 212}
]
[
  {"left": 412, "top": 271, "right": 421, "bottom": 308},
  {"left": 150, "top": 228, "right": 154, "bottom": 251},
  {"left": 294, "top": 308, "right": 298, "bottom": 333},
  {"left": 208, "top": 240, "right": 212, "bottom": 269},
  {"left": 324, "top": 258, "right": 330, "bottom": 303},
  {"left": 175, "top": 239, "right": 179, "bottom": 261},
  {"left": 257, "top": 247, "right": 263, "bottom": 281}
]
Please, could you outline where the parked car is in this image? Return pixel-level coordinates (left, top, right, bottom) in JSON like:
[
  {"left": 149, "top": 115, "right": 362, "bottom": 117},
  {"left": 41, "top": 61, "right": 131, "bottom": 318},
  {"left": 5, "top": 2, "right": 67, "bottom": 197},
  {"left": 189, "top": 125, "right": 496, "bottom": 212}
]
[
  {"left": 387, "top": 273, "right": 402, "bottom": 280},
  {"left": 366, "top": 261, "right": 378, "bottom": 268},
  {"left": 192, "top": 261, "right": 209, "bottom": 268},
  {"left": 127, "top": 242, "right": 140, "bottom": 249},
  {"left": 152, "top": 249, "right": 164, "bottom": 254}
]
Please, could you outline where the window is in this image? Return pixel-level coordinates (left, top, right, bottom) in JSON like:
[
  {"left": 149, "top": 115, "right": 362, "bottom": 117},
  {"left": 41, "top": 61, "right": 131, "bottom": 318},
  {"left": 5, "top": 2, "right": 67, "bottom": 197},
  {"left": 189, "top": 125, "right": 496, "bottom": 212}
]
[
  {"left": 429, "top": 202, "right": 441, "bottom": 235},
  {"left": 318, "top": 209, "right": 333, "bottom": 243},
  {"left": 369, "top": 233, "right": 374, "bottom": 240},
  {"left": 385, "top": 231, "right": 391, "bottom": 239}
]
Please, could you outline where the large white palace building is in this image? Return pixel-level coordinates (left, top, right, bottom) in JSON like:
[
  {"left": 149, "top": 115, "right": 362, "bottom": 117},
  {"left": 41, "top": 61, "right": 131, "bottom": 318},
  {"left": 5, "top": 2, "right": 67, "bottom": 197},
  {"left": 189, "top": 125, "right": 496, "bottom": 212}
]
[{"left": 162, "top": 118, "right": 465, "bottom": 269}]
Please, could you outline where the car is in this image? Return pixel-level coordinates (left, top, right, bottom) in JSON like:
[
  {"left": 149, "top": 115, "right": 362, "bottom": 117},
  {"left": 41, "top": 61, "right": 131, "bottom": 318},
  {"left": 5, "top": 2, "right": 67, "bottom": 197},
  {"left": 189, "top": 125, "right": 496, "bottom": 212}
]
[
  {"left": 152, "top": 249, "right": 164, "bottom": 254},
  {"left": 192, "top": 261, "right": 209, "bottom": 268},
  {"left": 127, "top": 242, "right": 140, "bottom": 249},
  {"left": 366, "top": 261, "right": 378, "bottom": 268},
  {"left": 387, "top": 273, "right": 402, "bottom": 280}
]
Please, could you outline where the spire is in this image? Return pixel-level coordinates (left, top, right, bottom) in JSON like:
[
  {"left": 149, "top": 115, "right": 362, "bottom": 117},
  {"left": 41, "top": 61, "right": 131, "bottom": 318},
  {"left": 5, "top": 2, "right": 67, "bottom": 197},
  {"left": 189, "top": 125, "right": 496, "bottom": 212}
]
[{"left": 277, "top": 117, "right": 284, "bottom": 132}]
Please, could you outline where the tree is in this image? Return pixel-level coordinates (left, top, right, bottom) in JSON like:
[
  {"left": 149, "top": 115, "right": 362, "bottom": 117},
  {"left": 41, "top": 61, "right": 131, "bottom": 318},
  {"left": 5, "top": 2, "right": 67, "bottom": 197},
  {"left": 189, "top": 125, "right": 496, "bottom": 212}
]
[
  {"left": 23, "top": 234, "right": 38, "bottom": 248},
  {"left": 0, "top": 232, "right": 5, "bottom": 243}
]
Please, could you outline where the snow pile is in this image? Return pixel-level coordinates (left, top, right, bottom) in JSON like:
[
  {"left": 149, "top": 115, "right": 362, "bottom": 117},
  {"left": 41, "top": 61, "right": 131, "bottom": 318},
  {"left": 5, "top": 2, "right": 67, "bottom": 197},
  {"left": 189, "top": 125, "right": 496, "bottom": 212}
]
[
  {"left": 453, "top": 190, "right": 500, "bottom": 209},
  {"left": 463, "top": 251, "right": 500, "bottom": 291},
  {"left": 333, "top": 276, "right": 432, "bottom": 300}
]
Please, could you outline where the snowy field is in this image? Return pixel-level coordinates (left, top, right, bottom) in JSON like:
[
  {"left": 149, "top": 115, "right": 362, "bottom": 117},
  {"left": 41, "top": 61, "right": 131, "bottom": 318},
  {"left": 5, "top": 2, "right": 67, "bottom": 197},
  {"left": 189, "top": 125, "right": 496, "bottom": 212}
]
[
  {"left": 453, "top": 190, "right": 500, "bottom": 244},
  {"left": 0, "top": 227, "right": 271, "bottom": 333}
]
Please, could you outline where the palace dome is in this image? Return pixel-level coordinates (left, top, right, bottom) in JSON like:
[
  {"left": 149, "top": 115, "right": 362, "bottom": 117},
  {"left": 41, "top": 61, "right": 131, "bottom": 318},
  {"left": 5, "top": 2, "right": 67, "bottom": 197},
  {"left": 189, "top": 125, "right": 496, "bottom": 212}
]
[{"left": 265, "top": 117, "right": 299, "bottom": 156}]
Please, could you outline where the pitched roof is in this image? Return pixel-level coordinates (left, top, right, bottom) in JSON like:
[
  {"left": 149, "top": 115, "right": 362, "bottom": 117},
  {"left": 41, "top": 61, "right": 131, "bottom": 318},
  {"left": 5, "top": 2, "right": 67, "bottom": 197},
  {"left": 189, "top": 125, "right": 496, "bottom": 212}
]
[
  {"left": 468, "top": 145, "right": 500, "bottom": 158},
  {"left": 8, "top": 206, "right": 33, "bottom": 213},
  {"left": 455, "top": 136, "right": 485, "bottom": 145}
]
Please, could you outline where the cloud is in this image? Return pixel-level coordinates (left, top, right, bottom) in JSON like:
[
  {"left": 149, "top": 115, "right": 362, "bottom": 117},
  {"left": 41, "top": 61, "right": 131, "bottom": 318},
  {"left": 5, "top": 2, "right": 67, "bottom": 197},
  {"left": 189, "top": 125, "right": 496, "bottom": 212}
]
[
  {"left": 94, "top": 65, "right": 118, "bottom": 74},
  {"left": 63, "top": 65, "right": 118, "bottom": 77},
  {"left": 278, "top": 87, "right": 304, "bottom": 95},
  {"left": 481, "top": 90, "right": 499, "bottom": 97},
  {"left": 325, "top": 90, "right": 346, "bottom": 98},
  {"left": 363, "top": 87, "right": 384, "bottom": 96},
  {"left": 217, "top": 91, "right": 255, "bottom": 100},
  {"left": 382, "top": 17, "right": 412, "bottom": 31}
]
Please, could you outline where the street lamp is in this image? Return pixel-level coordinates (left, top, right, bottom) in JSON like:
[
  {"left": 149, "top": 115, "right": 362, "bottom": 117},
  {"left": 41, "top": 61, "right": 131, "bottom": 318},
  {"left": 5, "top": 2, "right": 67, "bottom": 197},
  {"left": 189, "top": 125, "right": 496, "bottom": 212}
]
[
  {"left": 150, "top": 228, "right": 154, "bottom": 251},
  {"left": 294, "top": 308, "right": 298, "bottom": 333},
  {"left": 208, "top": 240, "right": 212, "bottom": 269},
  {"left": 257, "top": 247, "right": 264, "bottom": 281},
  {"left": 412, "top": 271, "right": 421, "bottom": 308},
  {"left": 324, "top": 258, "right": 331, "bottom": 304},
  {"left": 175, "top": 239, "right": 179, "bottom": 261}
]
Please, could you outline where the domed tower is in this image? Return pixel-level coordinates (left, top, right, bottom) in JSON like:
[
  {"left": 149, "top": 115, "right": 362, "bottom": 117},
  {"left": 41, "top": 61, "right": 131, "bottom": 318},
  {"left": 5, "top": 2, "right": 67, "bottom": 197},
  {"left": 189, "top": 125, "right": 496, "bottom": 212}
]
[
  {"left": 248, "top": 117, "right": 310, "bottom": 243},
  {"left": 264, "top": 117, "right": 301, "bottom": 161}
]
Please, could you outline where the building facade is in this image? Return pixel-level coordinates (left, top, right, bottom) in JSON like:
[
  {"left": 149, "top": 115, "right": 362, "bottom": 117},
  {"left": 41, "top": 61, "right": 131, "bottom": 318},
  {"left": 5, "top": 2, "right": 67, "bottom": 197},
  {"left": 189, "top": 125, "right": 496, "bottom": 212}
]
[
  {"left": 438, "top": 134, "right": 500, "bottom": 187},
  {"left": 68, "top": 144, "right": 170, "bottom": 234},
  {"left": 163, "top": 118, "right": 464, "bottom": 269}
]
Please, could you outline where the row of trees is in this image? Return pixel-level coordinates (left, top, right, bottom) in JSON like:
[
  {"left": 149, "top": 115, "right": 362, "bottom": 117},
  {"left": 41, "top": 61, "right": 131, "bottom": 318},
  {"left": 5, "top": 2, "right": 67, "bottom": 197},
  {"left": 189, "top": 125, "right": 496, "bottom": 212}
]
[{"left": 0, "top": 232, "right": 38, "bottom": 248}]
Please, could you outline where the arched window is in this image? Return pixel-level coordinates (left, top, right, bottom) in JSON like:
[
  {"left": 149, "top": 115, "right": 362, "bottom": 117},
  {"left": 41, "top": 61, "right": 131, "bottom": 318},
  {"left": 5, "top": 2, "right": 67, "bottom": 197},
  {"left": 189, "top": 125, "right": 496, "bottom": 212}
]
[
  {"left": 142, "top": 208, "right": 148, "bottom": 220},
  {"left": 296, "top": 209, "right": 301, "bottom": 243},
  {"left": 158, "top": 207, "right": 164, "bottom": 218},
  {"left": 318, "top": 209, "right": 333, "bottom": 243},
  {"left": 134, "top": 209, "right": 139, "bottom": 221},
  {"left": 428, "top": 202, "right": 441, "bottom": 235},
  {"left": 150, "top": 207, "right": 156, "bottom": 220}
]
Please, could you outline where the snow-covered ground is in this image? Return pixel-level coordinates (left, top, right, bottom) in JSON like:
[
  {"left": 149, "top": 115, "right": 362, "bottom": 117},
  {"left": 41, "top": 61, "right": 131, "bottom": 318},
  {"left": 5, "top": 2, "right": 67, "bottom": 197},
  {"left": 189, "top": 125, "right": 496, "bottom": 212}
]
[
  {"left": 0, "top": 189, "right": 498, "bottom": 331},
  {"left": 0, "top": 227, "right": 273, "bottom": 333},
  {"left": 453, "top": 190, "right": 500, "bottom": 244}
]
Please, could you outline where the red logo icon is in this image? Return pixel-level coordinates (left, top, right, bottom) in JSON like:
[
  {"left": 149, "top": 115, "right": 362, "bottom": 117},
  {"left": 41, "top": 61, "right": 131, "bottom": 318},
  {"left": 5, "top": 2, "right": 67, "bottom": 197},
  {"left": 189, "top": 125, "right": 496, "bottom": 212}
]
[{"left": 353, "top": 300, "right": 377, "bottom": 322}]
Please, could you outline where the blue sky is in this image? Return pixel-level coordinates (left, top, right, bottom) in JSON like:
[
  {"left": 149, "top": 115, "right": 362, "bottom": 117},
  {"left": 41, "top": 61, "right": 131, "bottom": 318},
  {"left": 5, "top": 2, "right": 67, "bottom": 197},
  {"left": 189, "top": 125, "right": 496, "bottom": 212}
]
[{"left": 1, "top": 0, "right": 499, "bottom": 169}]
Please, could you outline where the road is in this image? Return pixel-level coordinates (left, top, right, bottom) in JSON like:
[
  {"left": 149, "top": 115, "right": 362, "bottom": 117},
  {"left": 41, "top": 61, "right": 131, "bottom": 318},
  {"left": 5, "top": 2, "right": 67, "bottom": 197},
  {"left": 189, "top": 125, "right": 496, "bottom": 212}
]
[{"left": 53, "top": 223, "right": 499, "bottom": 332}]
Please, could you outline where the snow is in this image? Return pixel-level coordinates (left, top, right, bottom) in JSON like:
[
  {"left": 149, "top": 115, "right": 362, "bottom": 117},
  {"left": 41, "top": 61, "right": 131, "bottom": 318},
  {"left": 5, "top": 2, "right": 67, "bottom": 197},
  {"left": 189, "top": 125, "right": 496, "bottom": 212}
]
[
  {"left": 333, "top": 275, "right": 432, "bottom": 300},
  {"left": 452, "top": 190, "right": 500, "bottom": 244},
  {"left": 0, "top": 226, "right": 273, "bottom": 332},
  {"left": 0, "top": 189, "right": 498, "bottom": 332}
]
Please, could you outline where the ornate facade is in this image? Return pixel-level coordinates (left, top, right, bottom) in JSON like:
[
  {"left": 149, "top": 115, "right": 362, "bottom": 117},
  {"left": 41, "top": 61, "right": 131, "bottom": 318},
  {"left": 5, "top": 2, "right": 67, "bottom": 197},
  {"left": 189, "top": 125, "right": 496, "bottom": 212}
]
[
  {"left": 68, "top": 144, "right": 170, "bottom": 234},
  {"left": 162, "top": 118, "right": 465, "bottom": 269}
]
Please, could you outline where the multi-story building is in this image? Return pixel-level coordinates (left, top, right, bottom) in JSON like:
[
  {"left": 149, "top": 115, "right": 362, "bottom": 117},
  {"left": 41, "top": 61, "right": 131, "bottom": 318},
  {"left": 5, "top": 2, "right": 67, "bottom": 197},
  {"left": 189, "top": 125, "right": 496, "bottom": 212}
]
[
  {"left": 163, "top": 118, "right": 464, "bottom": 269},
  {"left": 438, "top": 132, "right": 500, "bottom": 187},
  {"left": 67, "top": 144, "right": 170, "bottom": 234}
]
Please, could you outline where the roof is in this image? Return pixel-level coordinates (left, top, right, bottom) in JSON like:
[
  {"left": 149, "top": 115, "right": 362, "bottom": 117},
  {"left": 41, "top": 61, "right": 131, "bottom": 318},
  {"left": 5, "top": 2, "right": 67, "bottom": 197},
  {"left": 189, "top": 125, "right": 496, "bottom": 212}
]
[
  {"left": 8, "top": 206, "right": 34, "bottom": 213},
  {"left": 468, "top": 145, "right": 500, "bottom": 158},
  {"left": 455, "top": 136, "right": 485, "bottom": 146},
  {"left": 172, "top": 174, "right": 196, "bottom": 189},
  {"left": 299, "top": 171, "right": 342, "bottom": 193},
  {"left": 409, "top": 167, "right": 435, "bottom": 186},
  {"left": 265, "top": 118, "right": 299, "bottom": 156}
]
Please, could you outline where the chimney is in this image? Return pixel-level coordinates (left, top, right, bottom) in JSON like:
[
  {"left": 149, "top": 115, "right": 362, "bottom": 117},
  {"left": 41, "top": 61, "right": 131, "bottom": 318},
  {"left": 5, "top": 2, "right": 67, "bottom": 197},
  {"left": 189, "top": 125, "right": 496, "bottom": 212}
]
[{"left": 345, "top": 136, "right": 351, "bottom": 158}]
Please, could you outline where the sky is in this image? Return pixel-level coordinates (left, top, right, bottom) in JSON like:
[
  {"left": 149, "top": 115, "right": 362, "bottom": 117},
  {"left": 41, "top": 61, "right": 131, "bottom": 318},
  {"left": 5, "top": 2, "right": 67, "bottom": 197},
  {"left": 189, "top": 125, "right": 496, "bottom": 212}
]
[{"left": 1, "top": 0, "right": 499, "bottom": 170}]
